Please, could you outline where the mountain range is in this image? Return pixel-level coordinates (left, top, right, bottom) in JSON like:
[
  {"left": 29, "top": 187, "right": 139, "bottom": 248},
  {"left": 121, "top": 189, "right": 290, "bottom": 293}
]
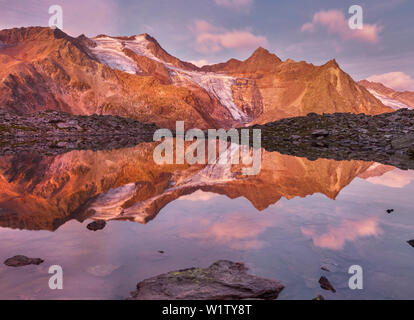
[{"left": 0, "top": 27, "right": 393, "bottom": 129}]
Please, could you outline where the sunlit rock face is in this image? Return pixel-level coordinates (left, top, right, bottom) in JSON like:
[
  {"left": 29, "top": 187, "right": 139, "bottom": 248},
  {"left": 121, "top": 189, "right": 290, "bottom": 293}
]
[
  {"left": 0, "top": 27, "right": 391, "bottom": 130},
  {"left": 0, "top": 140, "right": 372, "bottom": 231},
  {"left": 201, "top": 49, "right": 392, "bottom": 125}
]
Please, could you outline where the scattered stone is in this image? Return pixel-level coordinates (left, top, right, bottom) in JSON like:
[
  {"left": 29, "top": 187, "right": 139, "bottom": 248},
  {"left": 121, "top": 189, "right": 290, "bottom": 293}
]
[
  {"left": 319, "top": 276, "right": 336, "bottom": 293},
  {"left": 321, "top": 266, "right": 330, "bottom": 272},
  {"left": 386, "top": 209, "right": 394, "bottom": 214},
  {"left": 311, "top": 129, "right": 329, "bottom": 137},
  {"left": 391, "top": 134, "right": 414, "bottom": 149},
  {"left": 408, "top": 146, "right": 414, "bottom": 159},
  {"left": 313, "top": 295, "right": 325, "bottom": 301},
  {"left": 129, "top": 260, "right": 285, "bottom": 300},
  {"left": 87, "top": 220, "right": 106, "bottom": 231},
  {"left": 407, "top": 240, "right": 414, "bottom": 248},
  {"left": 158, "top": 251, "right": 165, "bottom": 254},
  {"left": 4, "top": 255, "right": 44, "bottom": 267}
]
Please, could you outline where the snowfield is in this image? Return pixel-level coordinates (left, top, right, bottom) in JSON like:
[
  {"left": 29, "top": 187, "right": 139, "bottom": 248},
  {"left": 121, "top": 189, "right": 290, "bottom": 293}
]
[
  {"left": 367, "top": 89, "right": 412, "bottom": 110},
  {"left": 89, "top": 35, "right": 248, "bottom": 122},
  {"left": 90, "top": 37, "right": 139, "bottom": 74}
]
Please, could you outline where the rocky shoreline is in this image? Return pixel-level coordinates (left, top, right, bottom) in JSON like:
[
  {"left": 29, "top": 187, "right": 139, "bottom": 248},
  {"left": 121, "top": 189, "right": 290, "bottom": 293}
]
[
  {"left": 255, "top": 108, "right": 414, "bottom": 170},
  {"left": 0, "top": 110, "right": 157, "bottom": 155},
  {"left": 1, "top": 109, "right": 414, "bottom": 170}
]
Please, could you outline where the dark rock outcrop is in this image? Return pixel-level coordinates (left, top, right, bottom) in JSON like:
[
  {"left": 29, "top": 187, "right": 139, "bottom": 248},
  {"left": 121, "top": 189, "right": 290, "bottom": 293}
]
[
  {"left": 129, "top": 260, "right": 284, "bottom": 300},
  {"left": 4, "top": 255, "right": 44, "bottom": 267},
  {"left": 87, "top": 220, "right": 106, "bottom": 231},
  {"left": 319, "top": 276, "right": 336, "bottom": 293}
]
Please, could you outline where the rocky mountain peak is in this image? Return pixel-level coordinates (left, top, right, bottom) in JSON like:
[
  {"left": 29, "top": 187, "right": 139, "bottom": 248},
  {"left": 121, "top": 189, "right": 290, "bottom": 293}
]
[
  {"left": 245, "top": 46, "right": 282, "bottom": 67},
  {"left": 0, "top": 26, "right": 70, "bottom": 44},
  {"left": 323, "top": 59, "right": 340, "bottom": 69}
]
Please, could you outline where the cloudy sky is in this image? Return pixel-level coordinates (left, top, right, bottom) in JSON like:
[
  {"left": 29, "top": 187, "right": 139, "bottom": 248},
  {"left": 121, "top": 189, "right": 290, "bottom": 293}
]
[{"left": 1, "top": 0, "right": 413, "bottom": 90}]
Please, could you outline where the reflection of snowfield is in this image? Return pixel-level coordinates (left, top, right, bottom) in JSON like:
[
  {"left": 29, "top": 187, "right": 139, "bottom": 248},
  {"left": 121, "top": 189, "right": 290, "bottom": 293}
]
[
  {"left": 183, "top": 142, "right": 241, "bottom": 183},
  {"left": 88, "top": 183, "right": 137, "bottom": 220},
  {"left": 90, "top": 35, "right": 247, "bottom": 121},
  {"left": 88, "top": 143, "right": 253, "bottom": 223},
  {"left": 365, "top": 168, "right": 414, "bottom": 188},
  {"left": 367, "top": 89, "right": 411, "bottom": 110}
]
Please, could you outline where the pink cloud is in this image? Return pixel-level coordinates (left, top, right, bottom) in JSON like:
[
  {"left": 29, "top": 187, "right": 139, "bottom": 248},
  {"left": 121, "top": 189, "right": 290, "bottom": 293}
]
[
  {"left": 182, "top": 212, "right": 275, "bottom": 250},
  {"left": 302, "top": 217, "right": 382, "bottom": 250},
  {"left": 192, "top": 20, "right": 268, "bottom": 54},
  {"left": 214, "top": 0, "right": 253, "bottom": 12},
  {"left": 301, "top": 9, "right": 382, "bottom": 44},
  {"left": 367, "top": 72, "right": 414, "bottom": 92}
]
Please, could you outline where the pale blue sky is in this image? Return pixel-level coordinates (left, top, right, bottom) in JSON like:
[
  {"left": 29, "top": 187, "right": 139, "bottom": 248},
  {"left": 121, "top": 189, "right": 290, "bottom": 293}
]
[{"left": 1, "top": 0, "right": 413, "bottom": 87}]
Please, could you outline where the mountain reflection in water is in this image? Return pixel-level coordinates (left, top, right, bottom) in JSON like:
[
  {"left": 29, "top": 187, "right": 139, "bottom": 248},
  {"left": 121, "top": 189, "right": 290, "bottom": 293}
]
[
  {"left": 0, "top": 141, "right": 414, "bottom": 300},
  {"left": 0, "top": 141, "right": 372, "bottom": 230}
]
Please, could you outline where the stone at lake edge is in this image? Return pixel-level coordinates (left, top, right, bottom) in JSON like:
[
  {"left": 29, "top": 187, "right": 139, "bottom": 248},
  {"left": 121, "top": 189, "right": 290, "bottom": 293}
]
[
  {"left": 407, "top": 240, "right": 414, "bottom": 248},
  {"left": 319, "top": 276, "right": 336, "bottom": 293},
  {"left": 4, "top": 255, "right": 44, "bottom": 267},
  {"left": 87, "top": 220, "right": 107, "bottom": 231},
  {"left": 129, "top": 260, "right": 284, "bottom": 300}
]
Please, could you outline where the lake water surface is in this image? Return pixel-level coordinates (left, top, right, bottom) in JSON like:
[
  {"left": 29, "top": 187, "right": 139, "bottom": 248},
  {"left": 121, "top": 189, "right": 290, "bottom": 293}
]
[{"left": 0, "top": 144, "right": 413, "bottom": 300}]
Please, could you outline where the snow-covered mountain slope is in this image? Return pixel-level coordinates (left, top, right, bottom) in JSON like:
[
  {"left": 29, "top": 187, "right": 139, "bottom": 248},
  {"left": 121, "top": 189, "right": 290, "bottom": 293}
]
[
  {"left": 367, "top": 89, "right": 411, "bottom": 110},
  {"left": 358, "top": 80, "right": 414, "bottom": 110},
  {"left": 90, "top": 36, "right": 140, "bottom": 74},
  {"left": 172, "top": 70, "right": 247, "bottom": 121},
  {"left": 90, "top": 35, "right": 248, "bottom": 121}
]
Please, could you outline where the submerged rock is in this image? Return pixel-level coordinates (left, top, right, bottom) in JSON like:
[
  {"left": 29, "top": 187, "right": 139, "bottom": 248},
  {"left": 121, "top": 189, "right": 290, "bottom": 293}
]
[
  {"left": 313, "top": 295, "right": 325, "bottom": 300},
  {"left": 319, "top": 276, "right": 336, "bottom": 293},
  {"left": 87, "top": 220, "right": 106, "bottom": 231},
  {"left": 4, "top": 255, "right": 44, "bottom": 267},
  {"left": 129, "top": 260, "right": 284, "bottom": 300}
]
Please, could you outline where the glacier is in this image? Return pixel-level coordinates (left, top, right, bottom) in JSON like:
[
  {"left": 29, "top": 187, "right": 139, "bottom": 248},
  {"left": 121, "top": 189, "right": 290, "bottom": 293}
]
[
  {"left": 367, "top": 89, "right": 412, "bottom": 110},
  {"left": 89, "top": 35, "right": 248, "bottom": 122}
]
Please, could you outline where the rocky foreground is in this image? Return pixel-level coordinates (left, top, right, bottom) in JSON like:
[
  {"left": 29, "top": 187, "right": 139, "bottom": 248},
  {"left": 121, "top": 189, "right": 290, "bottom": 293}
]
[
  {"left": 129, "top": 260, "right": 284, "bottom": 300},
  {"left": 255, "top": 108, "right": 414, "bottom": 170},
  {"left": 0, "top": 110, "right": 157, "bottom": 155}
]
